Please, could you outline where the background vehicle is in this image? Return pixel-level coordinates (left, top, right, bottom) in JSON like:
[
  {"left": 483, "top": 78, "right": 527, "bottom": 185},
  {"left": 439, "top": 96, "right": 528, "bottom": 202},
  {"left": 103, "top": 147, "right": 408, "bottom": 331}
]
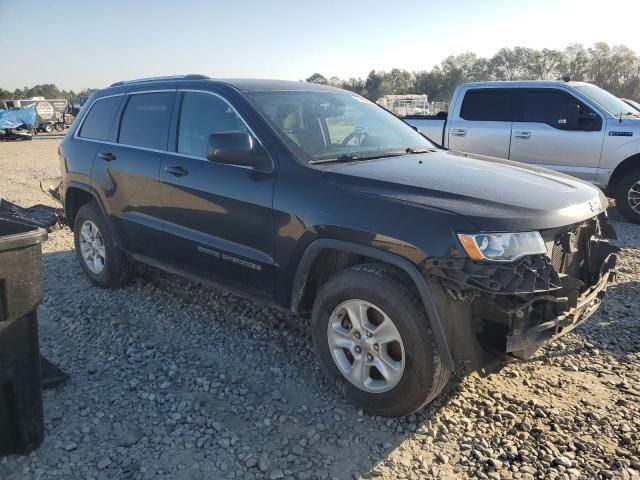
[
  {"left": 58, "top": 76, "right": 617, "bottom": 417},
  {"left": 404, "top": 80, "right": 640, "bottom": 223},
  {"left": 622, "top": 97, "right": 640, "bottom": 112},
  {"left": 3, "top": 98, "right": 68, "bottom": 134},
  {"left": 0, "top": 106, "right": 36, "bottom": 141}
]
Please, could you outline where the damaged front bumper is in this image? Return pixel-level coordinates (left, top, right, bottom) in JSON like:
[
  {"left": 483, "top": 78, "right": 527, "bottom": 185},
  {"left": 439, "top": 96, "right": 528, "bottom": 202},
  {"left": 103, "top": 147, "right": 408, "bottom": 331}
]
[
  {"left": 423, "top": 214, "right": 619, "bottom": 368},
  {"left": 504, "top": 250, "right": 616, "bottom": 359}
]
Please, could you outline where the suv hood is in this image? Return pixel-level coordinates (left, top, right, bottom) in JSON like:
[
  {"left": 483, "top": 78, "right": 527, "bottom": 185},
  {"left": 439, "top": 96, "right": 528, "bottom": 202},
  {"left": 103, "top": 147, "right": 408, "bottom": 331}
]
[{"left": 321, "top": 150, "right": 606, "bottom": 231}]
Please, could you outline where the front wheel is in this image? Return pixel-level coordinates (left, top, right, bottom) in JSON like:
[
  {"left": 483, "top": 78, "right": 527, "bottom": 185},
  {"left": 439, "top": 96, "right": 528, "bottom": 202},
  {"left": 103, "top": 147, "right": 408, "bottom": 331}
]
[
  {"left": 42, "top": 123, "right": 54, "bottom": 134},
  {"left": 615, "top": 169, "right": 640, "bottom": 224},
  {"left": 311, "top": 264, "right": 451, "bottom": 417}
]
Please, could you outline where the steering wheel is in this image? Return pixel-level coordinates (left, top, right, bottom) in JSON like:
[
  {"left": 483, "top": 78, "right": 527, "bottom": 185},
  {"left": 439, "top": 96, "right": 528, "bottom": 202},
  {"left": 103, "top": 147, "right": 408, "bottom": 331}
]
[{"left": 341, "top": 128, "right": 369, "bottom": 146}]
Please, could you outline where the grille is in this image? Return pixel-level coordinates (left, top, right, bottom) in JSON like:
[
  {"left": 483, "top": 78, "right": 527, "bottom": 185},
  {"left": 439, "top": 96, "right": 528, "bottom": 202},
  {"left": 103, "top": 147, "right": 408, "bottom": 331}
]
[{"left": 550, "top": 219, "right": 596, "bottom": 280}]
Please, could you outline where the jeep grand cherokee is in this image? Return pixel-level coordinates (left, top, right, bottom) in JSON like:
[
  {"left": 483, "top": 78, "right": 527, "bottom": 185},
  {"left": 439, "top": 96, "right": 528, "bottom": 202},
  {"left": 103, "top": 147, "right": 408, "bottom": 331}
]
[{"left": 57, "top": 75, "right": 618, "bottom": 417}]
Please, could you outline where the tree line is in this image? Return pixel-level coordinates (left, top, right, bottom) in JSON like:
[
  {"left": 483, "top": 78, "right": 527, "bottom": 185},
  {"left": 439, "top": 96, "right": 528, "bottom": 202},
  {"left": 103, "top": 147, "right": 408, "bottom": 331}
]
[
  {"left": 2, "top": 42, "right": 639, "bottom": 106},
  {"left": 0, "top": 84, "right": 97, "bottom": 105},
  {"left": 306, "top": 42, "right": 640, "bottom": 102}
]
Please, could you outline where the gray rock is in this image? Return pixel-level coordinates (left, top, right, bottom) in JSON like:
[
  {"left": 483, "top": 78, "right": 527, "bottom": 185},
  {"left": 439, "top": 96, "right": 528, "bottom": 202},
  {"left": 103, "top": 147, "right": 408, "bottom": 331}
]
[
  {"left": 554, "top": 456, "right": 573, "bottom": 468},
  {"left": 63, "top": 442, "right": 78, "bottom": 451}
]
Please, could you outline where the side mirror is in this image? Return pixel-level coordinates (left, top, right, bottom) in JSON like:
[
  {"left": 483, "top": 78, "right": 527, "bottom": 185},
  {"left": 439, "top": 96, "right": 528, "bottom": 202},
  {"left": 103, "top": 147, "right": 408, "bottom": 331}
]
[
  {"left": 557, "top": 104, "right": 580, "bottom": 130},
  {"left": 206, "top": 131, "right": 270, "bottom": 170}
]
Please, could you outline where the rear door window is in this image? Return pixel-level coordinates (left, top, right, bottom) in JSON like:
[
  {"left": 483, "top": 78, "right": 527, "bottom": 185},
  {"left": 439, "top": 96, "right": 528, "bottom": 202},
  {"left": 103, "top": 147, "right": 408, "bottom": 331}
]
[
  {"left": 79, "top": 96, "right": 122, "bottom": 141},
  {"left": 459, "top": 89, "right": 513, "bottom": 121},
  {"left": 118, "top": 92, "right": 174, "bottom": 150}
]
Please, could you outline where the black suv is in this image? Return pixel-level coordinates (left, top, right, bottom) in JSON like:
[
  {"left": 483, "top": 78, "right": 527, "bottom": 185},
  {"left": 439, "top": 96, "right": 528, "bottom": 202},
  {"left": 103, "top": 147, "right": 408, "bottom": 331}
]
[{"left": 58, "top": 75, "right": 618, "bottom": 417}]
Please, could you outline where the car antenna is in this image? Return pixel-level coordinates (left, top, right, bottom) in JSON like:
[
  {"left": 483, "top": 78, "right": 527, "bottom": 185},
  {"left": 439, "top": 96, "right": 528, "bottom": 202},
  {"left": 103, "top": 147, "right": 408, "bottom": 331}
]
[{"left": 561, "top": 73, "right": 571, "bottom": 82}]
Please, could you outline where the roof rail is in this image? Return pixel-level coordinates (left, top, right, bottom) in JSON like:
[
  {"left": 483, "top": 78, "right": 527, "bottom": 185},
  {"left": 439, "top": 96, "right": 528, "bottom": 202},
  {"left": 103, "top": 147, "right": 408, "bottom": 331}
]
[{"left": 109, "top": 74, "right": 210, "bottom": 87}]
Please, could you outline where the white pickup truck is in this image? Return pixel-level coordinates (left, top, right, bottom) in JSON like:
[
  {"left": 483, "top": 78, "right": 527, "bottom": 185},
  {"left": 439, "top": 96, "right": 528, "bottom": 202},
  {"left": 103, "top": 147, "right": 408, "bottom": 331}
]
[{"left": 404, "top": 80, "right": 640, "bottom": 223}]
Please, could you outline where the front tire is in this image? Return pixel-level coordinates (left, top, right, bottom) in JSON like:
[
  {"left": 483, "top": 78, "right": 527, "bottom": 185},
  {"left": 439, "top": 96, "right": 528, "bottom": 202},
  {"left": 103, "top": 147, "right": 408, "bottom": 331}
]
[
  {"left": 311, "top": 264, "right": 451, "bottom": 417},
  {"left": 615, "top": 168, "right": 640, "bottom": 224},
  {"left": 73, "top": 202, "right": 133, "bottom": 288}
]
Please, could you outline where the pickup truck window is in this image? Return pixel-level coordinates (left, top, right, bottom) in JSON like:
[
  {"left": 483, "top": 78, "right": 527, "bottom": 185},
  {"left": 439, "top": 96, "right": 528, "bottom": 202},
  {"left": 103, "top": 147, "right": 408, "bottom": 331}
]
[
  {"left": 247, "top": 91, "right": 433, "bottom": 161},
  {"left": 79, "top": 96, "right": 122, "bottom": 141},
  {"left": 118, "top": 92, "right": 174, "bottom": 150},
  {"left": 177, "top": 92, "right": 250, "bottom": 158},
  {"left": 460, "top": 89, "right": 512, "bottom": 122},
  {"left": 519, "top": 89, "right": 598, "bottom": 130}
]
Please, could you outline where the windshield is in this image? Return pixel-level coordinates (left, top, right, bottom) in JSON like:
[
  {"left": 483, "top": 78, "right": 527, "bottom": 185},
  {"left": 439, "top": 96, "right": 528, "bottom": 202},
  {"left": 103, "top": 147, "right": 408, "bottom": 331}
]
[
  {"left": 246, "top": 90, "right": 435, "bottom": 161},
  {"left": 573, "top": 84, "right": 639, "bottom": 116}
]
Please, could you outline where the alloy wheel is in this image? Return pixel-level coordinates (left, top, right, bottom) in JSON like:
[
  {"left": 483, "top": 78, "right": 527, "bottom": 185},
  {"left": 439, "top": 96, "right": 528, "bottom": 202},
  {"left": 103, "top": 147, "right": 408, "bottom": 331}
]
[
  {"left": 79, "top": 220, "right": 106, "bottom": 274},
  {"left": 327, "top": 299, "right": 405, "bottom": 393},
  {"left": 628, "top": 181, "right": 640, "bottom": 214}
]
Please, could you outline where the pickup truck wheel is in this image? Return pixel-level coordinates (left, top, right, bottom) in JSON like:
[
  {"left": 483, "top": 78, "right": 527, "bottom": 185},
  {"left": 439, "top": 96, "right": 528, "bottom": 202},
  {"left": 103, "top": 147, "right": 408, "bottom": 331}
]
[
  {"left": 73, "top": 202, "right": 133, "bottom": 288},
  {"left": 615, "top": 169, "right": 640, "bottom": 224},
  {"left": 311, "top": 264, "right": 450, "bottom": 417}
]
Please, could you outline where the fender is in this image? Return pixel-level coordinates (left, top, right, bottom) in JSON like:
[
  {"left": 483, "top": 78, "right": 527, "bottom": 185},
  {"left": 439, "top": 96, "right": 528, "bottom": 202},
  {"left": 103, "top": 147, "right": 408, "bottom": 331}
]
[
  {"left": 64, "top": 181, "right": 124, "bottom": 248},
  {"left": 291, "top": 238, "right": 455, "bottom": 372}
]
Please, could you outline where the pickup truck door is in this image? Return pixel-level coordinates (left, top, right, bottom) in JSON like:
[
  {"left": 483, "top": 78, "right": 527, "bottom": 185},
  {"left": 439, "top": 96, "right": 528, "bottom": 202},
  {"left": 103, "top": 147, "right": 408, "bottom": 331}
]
[
  {"left": 159, "top": 91, "right": 276, "bottom": 299},
  {"left": 447, "top": 88, "right": 514, "bottom": 159},
  {"left": 508, "top": 88, "right": 604, "bottom": 182}
]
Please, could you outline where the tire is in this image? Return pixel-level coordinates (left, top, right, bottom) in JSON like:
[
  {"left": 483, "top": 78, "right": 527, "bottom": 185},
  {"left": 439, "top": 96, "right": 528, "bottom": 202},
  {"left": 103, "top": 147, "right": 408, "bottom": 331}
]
[
  {"left": 311, "top": 263, "right": 451, "bottom": 417},
  {"left": 42, "top": 123, "right": 54, "bottom": 134},
  {"left": 54, "top": 123, "right": 65, "bottom": 132},
  {"left": 73, "top": 202, "right": 133, "bottom": 288},
  {"left": 615, "top": 168, "right": 640, "bottom": 224}
]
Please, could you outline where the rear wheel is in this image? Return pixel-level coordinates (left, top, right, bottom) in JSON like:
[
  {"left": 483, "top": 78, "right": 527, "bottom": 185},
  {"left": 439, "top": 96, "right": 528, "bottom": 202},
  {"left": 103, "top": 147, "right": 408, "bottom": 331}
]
[
  {"left": 73, "top": 202, "right": 133, "bottom": 287},
  {"left": 615, "top": 168, "right": 640, "bottom": 224},
  {"left": 311, "top": 264, "right": 451, "bottom": 417}
]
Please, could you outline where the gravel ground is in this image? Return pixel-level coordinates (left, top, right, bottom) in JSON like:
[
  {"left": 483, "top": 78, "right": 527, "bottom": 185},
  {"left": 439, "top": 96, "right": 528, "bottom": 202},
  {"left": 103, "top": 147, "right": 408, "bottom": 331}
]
[{"left": 0, "top": 139, "right": 638, "bottom": 480}]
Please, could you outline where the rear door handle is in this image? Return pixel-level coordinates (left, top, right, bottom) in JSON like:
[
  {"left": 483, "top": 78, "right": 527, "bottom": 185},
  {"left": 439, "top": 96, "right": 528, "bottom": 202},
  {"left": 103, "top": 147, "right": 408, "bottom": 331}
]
[
  {"left": 514, "top": 131, "right": 531, "bottom": 139},
  {"left": 164, "top": 165, "right": 188, "bottom": 177},
  {"left": 98, "top": 152, "right": 116, "bottom": 161},
  {"left": 451, "top": 128, "right": 467, "bottom": 137}
]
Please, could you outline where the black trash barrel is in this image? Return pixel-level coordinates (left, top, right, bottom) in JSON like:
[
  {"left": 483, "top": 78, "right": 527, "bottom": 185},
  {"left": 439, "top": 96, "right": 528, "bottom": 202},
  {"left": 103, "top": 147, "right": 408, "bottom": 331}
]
[{"left": 0, "top": 218, "right": 47, "bottom": 455}]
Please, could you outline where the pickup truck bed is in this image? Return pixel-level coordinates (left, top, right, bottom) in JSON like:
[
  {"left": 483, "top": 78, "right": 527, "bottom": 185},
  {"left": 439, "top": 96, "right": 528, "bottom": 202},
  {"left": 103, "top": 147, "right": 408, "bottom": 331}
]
[{"left": 403, "top": 115, "right": 446, "bottom": 147}]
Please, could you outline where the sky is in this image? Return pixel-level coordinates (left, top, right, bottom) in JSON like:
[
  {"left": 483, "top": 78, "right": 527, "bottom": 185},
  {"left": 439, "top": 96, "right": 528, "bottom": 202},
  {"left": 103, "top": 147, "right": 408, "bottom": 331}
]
[{"left": 2, "top": 0, "right": 640, "bottom": 92}]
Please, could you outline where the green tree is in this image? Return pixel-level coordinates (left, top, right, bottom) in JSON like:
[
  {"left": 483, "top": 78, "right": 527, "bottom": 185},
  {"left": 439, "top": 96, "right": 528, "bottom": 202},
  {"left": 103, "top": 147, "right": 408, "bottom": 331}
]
[
  {"left": 305, "top": 73, "right": 328, "bottom": 85},
  {"left": 364, "top": 70, "right": 386, "bottom": 100},
  {"left": 381, "top": 69, "right": 414, "bottom": 95}
]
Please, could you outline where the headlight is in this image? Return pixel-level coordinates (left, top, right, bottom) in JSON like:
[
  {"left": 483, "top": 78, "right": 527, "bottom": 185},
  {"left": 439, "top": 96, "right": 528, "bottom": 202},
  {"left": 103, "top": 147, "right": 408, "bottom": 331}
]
[{"left": 457, "top": 231, "right": 546, "bottom": 262}]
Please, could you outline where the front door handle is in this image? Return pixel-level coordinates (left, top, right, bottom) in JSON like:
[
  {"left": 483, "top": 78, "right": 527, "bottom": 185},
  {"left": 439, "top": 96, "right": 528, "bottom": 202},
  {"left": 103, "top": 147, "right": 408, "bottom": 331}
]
[
  {"left": 514, "top": 131, "right": 532, "bottom": 139},
  {"left": 98, "top": 152, "right": 116, "bottom": 161},
  {"left": 451, "top": 128, "right": 467, "bottom": 137},
  {"left": 164, "top": 165, "right": 188, "bottom": 177}
]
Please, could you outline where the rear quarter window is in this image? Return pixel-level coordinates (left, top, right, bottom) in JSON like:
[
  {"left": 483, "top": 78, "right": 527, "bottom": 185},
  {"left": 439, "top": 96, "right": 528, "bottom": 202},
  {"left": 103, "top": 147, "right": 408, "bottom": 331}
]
[
  {"left": 118, "top": 92, "right": 174, "bottom": 150},
  {"left": 460, "top": 89, "right": 512, "bottom": 122},
  {"left": 78, "top": 96, "right": 122, "bottom": 141}
]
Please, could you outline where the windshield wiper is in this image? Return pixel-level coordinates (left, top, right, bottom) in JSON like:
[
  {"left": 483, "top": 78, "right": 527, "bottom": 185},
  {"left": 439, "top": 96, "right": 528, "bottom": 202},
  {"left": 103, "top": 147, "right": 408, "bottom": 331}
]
[
  {"left": 309, "top": 151, "right": 406, "bottom": 164},
  {"left": 405, "top": 147, "right": 437, "bottom": 154}
]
